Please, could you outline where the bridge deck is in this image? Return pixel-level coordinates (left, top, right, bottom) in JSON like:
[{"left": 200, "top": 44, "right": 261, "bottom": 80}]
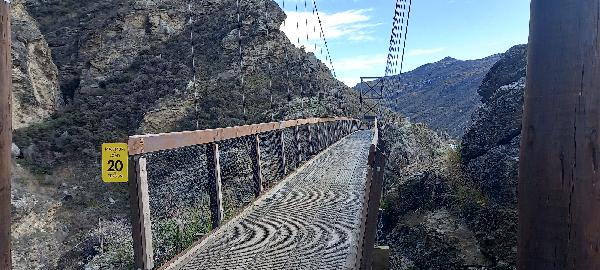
[{"left": 166, "top": 131, "right": 373, "bottom": 270}]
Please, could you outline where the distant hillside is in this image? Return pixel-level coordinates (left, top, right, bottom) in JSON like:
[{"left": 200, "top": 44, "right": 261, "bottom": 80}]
[{"left": 355, "top": 55, "right": 501, "bottom": 137}]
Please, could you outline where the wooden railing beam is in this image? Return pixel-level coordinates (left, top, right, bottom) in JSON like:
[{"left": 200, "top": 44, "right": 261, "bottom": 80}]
[{"left": 129, "top": 117, "right": 356, "bottom": 155}]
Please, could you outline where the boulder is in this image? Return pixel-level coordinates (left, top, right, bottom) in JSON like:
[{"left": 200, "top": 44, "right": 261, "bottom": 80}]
[
  {"left": 478, "top": 45, "right": 527, "bottom": 103},
  {"left": 11, "top": 143, "right": 21, "bottom": 158}
]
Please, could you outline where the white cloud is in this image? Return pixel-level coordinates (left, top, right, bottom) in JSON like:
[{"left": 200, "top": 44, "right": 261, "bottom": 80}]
[
  {"left": 280, "top": 9, "right": 380, "bottom": 49},
  {"left": 334, "top": 54, "right": 388, "bottom": 72},
  {"left": 329, "top": 54, "right": 388, "bottom": 87},
  {"left": 406, "top": 47, "right": 445, "bottom": 56},
  {"left": 338, "top": 76, "right": 361, "bottom": 87}
]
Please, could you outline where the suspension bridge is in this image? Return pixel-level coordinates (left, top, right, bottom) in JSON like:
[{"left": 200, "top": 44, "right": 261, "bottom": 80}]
[{"left": 120, "top": 0, "right": 412, "bottom": 268}]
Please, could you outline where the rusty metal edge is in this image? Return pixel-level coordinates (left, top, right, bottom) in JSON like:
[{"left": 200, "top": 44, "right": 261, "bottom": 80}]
[
  {"left": 128, "top": 117, "right": 357, "bottom": 155},
  {"left": 355, "top": 118, "right": 379, "bottom": 270}
]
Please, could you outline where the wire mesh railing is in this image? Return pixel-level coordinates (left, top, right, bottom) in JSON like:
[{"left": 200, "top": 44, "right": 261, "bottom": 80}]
[{"left": 126, "top": 117, "right": 359, "bottom": 269}]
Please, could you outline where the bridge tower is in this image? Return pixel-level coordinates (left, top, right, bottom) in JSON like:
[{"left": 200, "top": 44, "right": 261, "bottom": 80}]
[
  {"left": 0, "top": 1, "right": 12, "bottom": 269},
  {"left": 519, "top": 0, "right": 600, "bottom": 268},
  {"left": 359, "top": 76, "right": 385, "bottom": 122}
]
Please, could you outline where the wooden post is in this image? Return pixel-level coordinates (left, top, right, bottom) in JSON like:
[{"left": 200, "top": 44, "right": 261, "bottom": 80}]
[
  {"left": 207, "top": 143, "right": 224, "bottom": 228},
  {"left": 294, "top": 126, "right": 301, "bottom": 167},
  {"left": 325, "top": 123, "right": 331, "bottom": 146},
  {"left": 279, "top": 130, "right": 287, "bottom": 176},
  {"left": 128, "top": 156, "right": 155, "bottom": 270},
  {"left": 360, "top": 141, "right": 385, "bottom": 270},
  {"left": 519, "top": 1, "right": 600, "bottom": 269},
  {"left": 0, "top": 2, "right": 11, "bottom": 268},
  {"left": 332, "top": 122, "right": 337, "bottom": 143},
  {"left": 316, "top": 123, "right": 322, "bottom": 152},
  {"left": 251, "top": 135, "right": 263, "bottom": 197},
  {"left": 307, "top": 125, "right": 313, "bottom": 155},
  {"left": 346, "top": 120, "right": 351, "bottom": 136}
]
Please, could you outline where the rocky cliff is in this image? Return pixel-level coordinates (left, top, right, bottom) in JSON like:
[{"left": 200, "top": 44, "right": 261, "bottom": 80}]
[
  {"left": 356, "top": 55, "right": 501, "bottom": 138},
  {"left": 381, "top": 45, "right": 527, "bottom": 270},
  {"left": 11, "top": 0, "right": 60, "bottom": 129},
  {"left": 17, "top": 0, "right": 353, "bottom": 166},
  {"left": 462, "top": 45, "right": 526, "bottom": 205}
]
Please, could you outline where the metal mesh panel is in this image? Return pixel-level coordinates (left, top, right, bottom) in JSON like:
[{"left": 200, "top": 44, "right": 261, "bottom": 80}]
[
  {"left": 259, "top": 131, "right": 284, "bottom": 189},
  {"left": 297, "top": 125, "right": 312, "bottom": 164},
  {"left": 283, "top": 127, "right": 298, "bottom": 173},
  {"left": 145, "top": 144, "right": 211, "bottom": 266},
  {"left": 219, "top": 137, "right": 255, "bottom": 220}
]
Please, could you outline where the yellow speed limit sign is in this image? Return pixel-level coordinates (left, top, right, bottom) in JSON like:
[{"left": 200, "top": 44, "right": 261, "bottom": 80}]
[{"left": 102, "top": 143, "right": 128, "bottom": 183}]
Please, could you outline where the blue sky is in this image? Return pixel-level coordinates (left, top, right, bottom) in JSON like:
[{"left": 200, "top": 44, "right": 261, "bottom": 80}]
[{"left": 278, "top": 0, "right": 531, "bottom": 86}]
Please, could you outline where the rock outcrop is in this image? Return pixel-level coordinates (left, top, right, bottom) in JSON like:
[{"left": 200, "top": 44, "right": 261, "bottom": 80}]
[
  {"left": 477, "top": 45, "right": 527, "bottom": 103},
  {"left": 11, "top": 1, "right": 60, "bottom": 129},
  {"left": 458, "top": 44, "right": 527, "bottom": 268},
  {"left": 462, "top": 45, "right": 527, "bottom": 205}
]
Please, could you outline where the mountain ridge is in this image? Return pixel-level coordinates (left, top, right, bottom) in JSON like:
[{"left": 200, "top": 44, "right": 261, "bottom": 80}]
[{"left": 355, "top": 53, "right": 502, "bottom": 137}]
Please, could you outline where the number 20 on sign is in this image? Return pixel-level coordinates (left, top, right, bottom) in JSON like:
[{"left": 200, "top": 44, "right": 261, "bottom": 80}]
[{"left": 102, "top": 143, "right": 128, "bottom": 183}]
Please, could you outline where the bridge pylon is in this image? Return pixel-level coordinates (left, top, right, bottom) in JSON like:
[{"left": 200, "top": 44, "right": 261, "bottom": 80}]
[
  {"left": 519, "top": 0, "right": 600, "bottom": 268},
  {"left": 0, "top": 2, "right": 12, "bottom": 269}
]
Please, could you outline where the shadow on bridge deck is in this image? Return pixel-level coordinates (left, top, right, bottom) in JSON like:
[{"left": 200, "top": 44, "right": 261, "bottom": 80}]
[{"left": 163, "top": 130, "right": 373, "bottom": 270}]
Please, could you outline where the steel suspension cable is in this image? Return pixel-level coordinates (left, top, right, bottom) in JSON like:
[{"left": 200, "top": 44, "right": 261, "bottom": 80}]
[
  {"left": 312, "top": 0, "right": 336, "bottom": 79},
  {"left": 383, "top": 0, "right": 412, "bottom": 106},
  {"left": 296, "top": 0, "right": 305, "bottom": 117},
  {"left": 312, "top": 0, "right": 339, "bottom": 116},
  {"left": 189, "top": 2, "right": 199, "bottom": 130},
  {"left": 237, "top": 0, "right": 246, "bottom": 121},
  {"left": 310, "top": 1, "right": 325, "bottom": 115},
  {"left": 283, "top": 0, "right": 292, "bottom": 119},
  {"left": 265, "top": 0, "right": 274, "bottom": 121},
  {"left": 399, "top": 0, "right": 412, "bottom": 74}
]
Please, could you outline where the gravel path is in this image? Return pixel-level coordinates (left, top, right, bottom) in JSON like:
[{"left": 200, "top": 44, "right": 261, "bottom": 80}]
[{"left": 168, "top": 131, "right": 373, "bottom": 270}]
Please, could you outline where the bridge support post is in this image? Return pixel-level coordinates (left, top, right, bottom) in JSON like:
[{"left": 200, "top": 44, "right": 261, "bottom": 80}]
[
  {"left": 251, "top": 135, "right": 263, "bottom": 197},
  {"left": 519, "top": 1, "right": 600, "bottom": 269},
  {"left": 347, "top": 120, "right": 352, "bottom": 135},
  {"left": 207, "top": 143, "right": 224, "bottom": 228},
  {"left": 0, "top": 2, "right": 11, "bottom": 268},
  {"left": 332, "top": 122, "right": 338, "bottom": 143},
  {"left": 279, "top": 130, "right": 287, "bottom": 176},
  {"left": 307, "top": 125, "right": 314, "bottom": 155},
  {"left": 294, "top": 126, "right": 301, "bottom": 167},
  {"left": 316, "top": 123, "right": 323, "bottom": 152},
  {"left": 128, "top": 156, "right": 155, "bottom": 270},
  {"left": 325, "top": 123, "right": 331, "bottom": 147}
]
